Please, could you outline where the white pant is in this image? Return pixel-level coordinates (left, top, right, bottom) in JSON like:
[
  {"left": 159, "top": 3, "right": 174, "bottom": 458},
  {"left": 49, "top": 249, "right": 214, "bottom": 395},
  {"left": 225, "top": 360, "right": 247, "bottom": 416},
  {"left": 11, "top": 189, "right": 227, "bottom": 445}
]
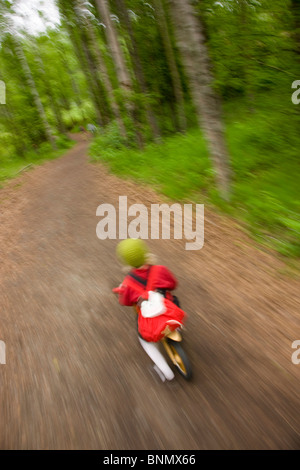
[{"left": 138, "top": 337, "right": 175, "bottom": 381}]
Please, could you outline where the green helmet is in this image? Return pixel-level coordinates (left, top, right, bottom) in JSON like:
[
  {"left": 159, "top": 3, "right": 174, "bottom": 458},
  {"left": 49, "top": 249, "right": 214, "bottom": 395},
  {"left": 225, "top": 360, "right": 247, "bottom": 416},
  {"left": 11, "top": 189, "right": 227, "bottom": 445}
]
[{"left": 116, "top": 238, "right": 148, "bottom": 268}]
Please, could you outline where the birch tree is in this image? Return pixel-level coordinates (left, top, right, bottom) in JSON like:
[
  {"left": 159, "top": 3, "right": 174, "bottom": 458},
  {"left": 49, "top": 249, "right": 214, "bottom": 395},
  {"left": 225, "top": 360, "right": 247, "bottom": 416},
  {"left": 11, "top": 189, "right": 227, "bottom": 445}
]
[
  {"left": 115, "top": 0, "right": 161, "bottom": 140},
  {"left": 11, "top": 36, "right": 57, "bottom": 149},
  {"left": 94, "top": 0, "right": 144, "bottom": 146},
  {"left": 153, "top": 0, "right": 187, "bottom": 132},
  {"left": 168, "top": 0, "right": 231, "bottom": 198}
]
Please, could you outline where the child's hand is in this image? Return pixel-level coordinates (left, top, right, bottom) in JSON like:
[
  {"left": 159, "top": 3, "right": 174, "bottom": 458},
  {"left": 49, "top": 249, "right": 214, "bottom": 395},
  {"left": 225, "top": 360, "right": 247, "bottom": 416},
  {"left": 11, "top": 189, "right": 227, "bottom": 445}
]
[
  {"left": 112, "top": 284, "right": 125, "bottom": 294},
  {"left": 136, "top": 295, "right": 147, "bottom": 307}
]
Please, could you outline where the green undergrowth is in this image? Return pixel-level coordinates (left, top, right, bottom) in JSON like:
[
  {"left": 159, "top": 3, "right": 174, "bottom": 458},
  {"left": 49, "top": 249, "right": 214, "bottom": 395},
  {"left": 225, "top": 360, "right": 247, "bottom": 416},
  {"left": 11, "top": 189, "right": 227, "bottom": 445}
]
[
  {"left": 90, "top": 100, "right": 300, "bottom": 261},
  {"left": 0, "top": 135, "right": 75, "bottom": 186}
]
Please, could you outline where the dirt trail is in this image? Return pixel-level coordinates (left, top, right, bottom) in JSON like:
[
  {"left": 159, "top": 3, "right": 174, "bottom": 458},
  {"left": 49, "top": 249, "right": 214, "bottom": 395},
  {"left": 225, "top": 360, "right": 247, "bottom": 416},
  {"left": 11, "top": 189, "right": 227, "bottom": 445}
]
[{"left": 0, "top": 134, "right": 299, "bottom": 450}]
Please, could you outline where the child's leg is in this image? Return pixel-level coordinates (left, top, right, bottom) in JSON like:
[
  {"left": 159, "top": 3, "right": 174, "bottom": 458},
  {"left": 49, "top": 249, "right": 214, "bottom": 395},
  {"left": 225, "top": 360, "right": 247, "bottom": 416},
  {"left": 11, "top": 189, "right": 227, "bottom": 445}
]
[{"left": 138, "top": 337, "right": 175, "bottom": 381}]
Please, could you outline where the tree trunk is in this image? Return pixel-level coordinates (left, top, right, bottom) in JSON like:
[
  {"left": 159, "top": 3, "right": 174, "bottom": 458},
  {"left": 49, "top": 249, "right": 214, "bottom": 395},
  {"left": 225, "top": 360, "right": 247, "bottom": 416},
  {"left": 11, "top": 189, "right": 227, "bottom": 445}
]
[
  {"left": 94, "top": 0, "right": 144, "bottom": 147},
  {"left": 74, "top": 2, "right": 111, "bottom": 125},
  {"left": 76, "top": 0, "right": 127, "bottom": 136},
  {"left": 66, "top": 21, "right": 104, "bottom": 126},
  {"left": 238, "top": 0, "right": 255, "bottom": 111},
  {"left": 291, "top": 0, "right": 300, "bottom": 54},
  {"left": 49, "top": 90, "right": 68, "bottom": 135},
  {"left": 34, "top": 48, "right": 67, "bottom": 135},
  {"left": 94, "top": 0, "right": 132, "bottom": 91},
  {"left": 57, "top": 0, "right": 105, "bottom": 125},
  {"left": 12, "top": 37, "right": 56, "bottom": 149},
  {"left": 115, "top": 0, "right": 161, "bottom": 140},
  {"left": 153, "top": 0, "right": 187, "bottom": 133},
  {"left": 168, "top": 0, "right": 231, "bottom": 198},
  {"left": 1, "top": 104, "right": 27, "bottom": 157},
  {"left": 80, "top": 35, "right": 107, "bottom": 125},
  {"left": 87, "top": 27, "right": 127, "bottom": 137},
  {"left": 59, "top": 42, "right": 83, "bottom": 107}
]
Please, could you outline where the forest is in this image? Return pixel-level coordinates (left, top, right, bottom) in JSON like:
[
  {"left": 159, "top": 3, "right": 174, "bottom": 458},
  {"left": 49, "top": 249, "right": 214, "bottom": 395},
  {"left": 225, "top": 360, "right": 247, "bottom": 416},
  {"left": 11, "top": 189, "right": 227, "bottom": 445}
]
[{"left": 0, "top": 0, "right": 299, "bottom": 258}]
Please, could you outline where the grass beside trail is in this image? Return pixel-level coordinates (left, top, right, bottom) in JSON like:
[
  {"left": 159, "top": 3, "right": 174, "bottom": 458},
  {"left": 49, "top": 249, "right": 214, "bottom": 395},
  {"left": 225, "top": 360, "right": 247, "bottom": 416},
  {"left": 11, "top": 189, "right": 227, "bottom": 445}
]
[
  {"left": 0, "top": 135, "right": 74, "bottom": 186},
  {"left": 91, "top": 98, "right": 300, "bottom": 260}
]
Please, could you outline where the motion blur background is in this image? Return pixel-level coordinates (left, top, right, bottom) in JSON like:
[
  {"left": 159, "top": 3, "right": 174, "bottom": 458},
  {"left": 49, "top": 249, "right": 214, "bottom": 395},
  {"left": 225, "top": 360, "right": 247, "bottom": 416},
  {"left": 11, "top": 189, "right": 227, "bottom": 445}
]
[
  {"left": 1, "top": 0, "right": 299, "bottom": 258},
  {"left": 0, "top": 0, "right": 299, "bottom": 450}
]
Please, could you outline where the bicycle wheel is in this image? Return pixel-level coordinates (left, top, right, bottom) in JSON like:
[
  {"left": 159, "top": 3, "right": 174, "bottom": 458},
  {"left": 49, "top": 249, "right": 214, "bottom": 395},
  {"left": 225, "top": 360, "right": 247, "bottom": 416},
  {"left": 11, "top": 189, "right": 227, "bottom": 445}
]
[{"left": 166, "top": 338, "right": 192, "bottom": 380}]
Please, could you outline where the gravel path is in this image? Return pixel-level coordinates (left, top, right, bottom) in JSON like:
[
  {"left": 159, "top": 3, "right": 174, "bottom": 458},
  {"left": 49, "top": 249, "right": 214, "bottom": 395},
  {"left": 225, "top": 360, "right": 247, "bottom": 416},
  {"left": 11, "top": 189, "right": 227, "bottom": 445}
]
[{"left": 0, "top": 134, "right": 299, "bottom": 449}]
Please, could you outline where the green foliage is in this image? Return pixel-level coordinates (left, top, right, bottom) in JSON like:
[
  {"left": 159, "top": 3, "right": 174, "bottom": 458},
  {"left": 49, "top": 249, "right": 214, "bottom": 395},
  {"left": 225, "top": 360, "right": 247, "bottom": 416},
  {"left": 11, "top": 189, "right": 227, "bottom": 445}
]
[
  {"left": 0, "top": 136, "right": 74, "bottom": 185},
  {"left": 90, "top": 126, "right": 213, "bottom": 199},
  {"left": 1, "top": 0, "right": 299, "bottom": 261},
  {"left": 89, "top": 120, "right": 128, "bottom": 153},
  {"left": 199, "top": 0, "right": 300, "bottom": 100},
  {"left": 90, "top": 94, "right": 300, "bottom": 258}
]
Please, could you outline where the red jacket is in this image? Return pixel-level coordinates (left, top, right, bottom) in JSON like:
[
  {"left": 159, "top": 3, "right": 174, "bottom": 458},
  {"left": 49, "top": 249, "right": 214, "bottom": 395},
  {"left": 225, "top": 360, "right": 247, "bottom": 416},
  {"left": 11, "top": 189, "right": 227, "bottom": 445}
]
[{"left": 118, "top": 265, "right": 178, "bottom": 306}]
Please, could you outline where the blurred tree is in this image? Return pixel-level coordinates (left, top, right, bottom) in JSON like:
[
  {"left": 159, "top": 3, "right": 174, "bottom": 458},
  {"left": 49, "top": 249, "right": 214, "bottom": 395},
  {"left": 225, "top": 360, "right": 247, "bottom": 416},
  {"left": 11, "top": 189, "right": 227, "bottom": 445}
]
[
  {"left": 168, "top": 0, "right": 231, "bottom": 198},
  {"left": 114, "top": 0, "right": 161, "bottom": 140},
  {"left": 74, "top": 0, "right": 111, "bottom": 125},
  {"left": 11, "top": 35, "right": 57, "bottom": 149},
  {"left": 32, "top": 42, "right": 67, "bottom": 134},
  {"left": 153, "top": 0, "right": 187, "bottom": 132},
  {"left": 75, "top": 0, "right": 127, "bottom": 135},
  {"left": 291, "top": 0, "right": 300, "bottom": 53},
  {"left": 0, "top": 3, "right": 56, "bottom": 149},
  {"left": 0, "top": 0, "right": 299, "bottom": 207},
  {"left": 57, "top": 0, "right": 105, "bottom": 125},
  {"left": 93, "top": 0, "right": 144, "bottom": 146}
]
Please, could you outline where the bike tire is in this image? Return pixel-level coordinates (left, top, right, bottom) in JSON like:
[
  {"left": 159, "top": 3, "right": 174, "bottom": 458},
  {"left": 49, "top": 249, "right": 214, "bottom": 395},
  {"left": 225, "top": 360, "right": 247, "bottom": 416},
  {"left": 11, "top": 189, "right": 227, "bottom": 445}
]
[{"left": 166, "top": 339, "right": 193, "bottom": 380}]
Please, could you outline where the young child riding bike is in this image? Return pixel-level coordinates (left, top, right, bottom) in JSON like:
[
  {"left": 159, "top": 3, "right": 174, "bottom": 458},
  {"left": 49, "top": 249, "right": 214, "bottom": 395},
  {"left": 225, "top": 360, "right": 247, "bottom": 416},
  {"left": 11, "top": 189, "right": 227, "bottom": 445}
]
[{"left": 113, "top": 238, "right": 185, "bottom": 382}]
